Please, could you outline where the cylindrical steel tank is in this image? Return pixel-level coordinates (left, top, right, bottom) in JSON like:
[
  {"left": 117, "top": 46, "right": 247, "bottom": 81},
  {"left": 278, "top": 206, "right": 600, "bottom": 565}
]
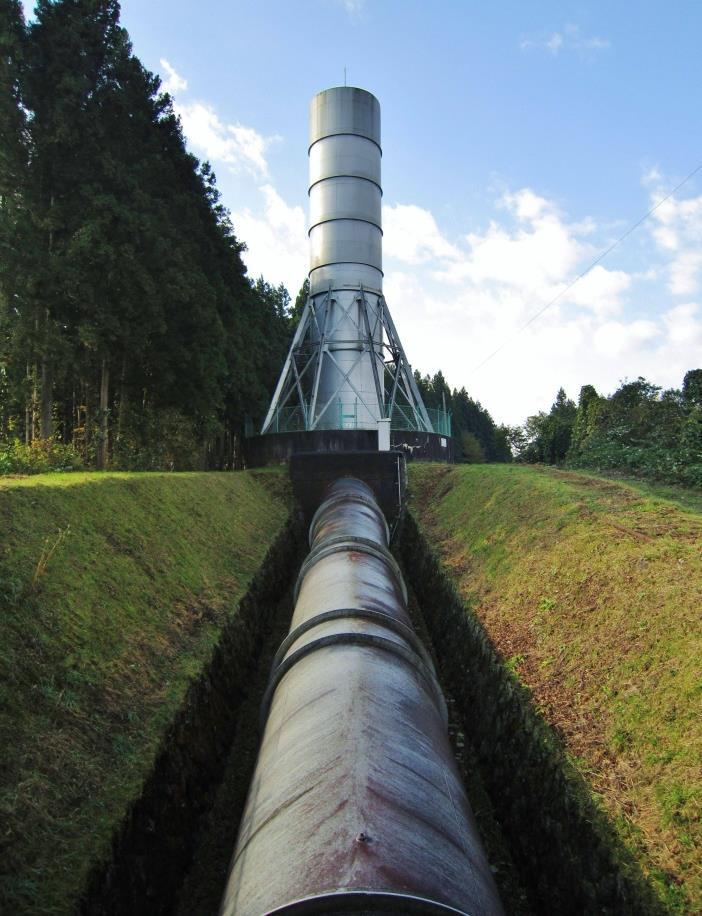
[
  {"left": 308, "top": 88, "right": 384, "bottom": 429},
  {"left": 219, "top": 479, "right": 504, "bottom": 916},
  {"left": 308, "top": 88, "right": 382, "bottom": 294}
]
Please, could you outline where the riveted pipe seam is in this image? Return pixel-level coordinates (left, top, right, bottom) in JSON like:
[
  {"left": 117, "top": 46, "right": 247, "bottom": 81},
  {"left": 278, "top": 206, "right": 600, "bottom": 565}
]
[
  {"left": 308, "top": 132, "right": 383, "bottom": 154},
  {"left": 308, "top": 216, "right": 385, "bottom": 236},
  {"left": 308, "top": 174, "right": 383, "bottom": 194},
  {"left": 309, "top": 259, "right": 385, "bottom": 276},
  {"left": 308, "top": 532, "right": 392, "bottom": 566}
]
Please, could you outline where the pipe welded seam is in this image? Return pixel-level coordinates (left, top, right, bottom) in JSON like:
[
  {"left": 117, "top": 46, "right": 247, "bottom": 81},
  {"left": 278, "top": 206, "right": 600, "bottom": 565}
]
[{"left": 293, "top": 539, "right": 406, "bottom": 604}]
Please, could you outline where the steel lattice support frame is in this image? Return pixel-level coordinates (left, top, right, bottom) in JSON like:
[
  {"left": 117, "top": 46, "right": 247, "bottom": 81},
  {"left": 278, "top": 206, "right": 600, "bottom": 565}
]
[{"left": 260, "top": 285, "right": 433, "bottom": 435}]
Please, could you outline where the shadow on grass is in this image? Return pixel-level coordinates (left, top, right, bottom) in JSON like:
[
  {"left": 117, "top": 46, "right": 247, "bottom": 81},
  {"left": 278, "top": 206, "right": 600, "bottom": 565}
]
[
  {"left": 78, "top": 514, "right": 304, "bottom": 915},
  {"left": 400, "top": 511, "right": 670, "bottom": 916}
]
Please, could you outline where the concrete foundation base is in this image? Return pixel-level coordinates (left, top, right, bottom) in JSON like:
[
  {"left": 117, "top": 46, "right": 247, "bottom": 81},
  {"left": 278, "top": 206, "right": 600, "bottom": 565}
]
[
  {"left": 244, "top": 429, "right": 452, "bottom": 467},
  {"left": 289, "top": 451, "right": 406, "bottom": 530}
]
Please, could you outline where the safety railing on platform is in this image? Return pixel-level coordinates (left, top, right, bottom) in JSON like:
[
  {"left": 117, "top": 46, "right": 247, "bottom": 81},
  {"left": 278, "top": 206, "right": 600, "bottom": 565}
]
[{"left": 247, "top": 401, "right": 451, "bottom": 437}]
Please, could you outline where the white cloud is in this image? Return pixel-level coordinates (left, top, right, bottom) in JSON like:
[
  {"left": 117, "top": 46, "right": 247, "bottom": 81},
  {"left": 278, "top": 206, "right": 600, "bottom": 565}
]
[
  {"left": 178, "top": 102, "right": 274, "bottom": 177},
  {"left": 642, "top": 166, "right": 663, "bottom": 186},
  {"left": 158, "top": 59, "right": 276, "bottom": 178},
  {"left": 520, "top": 24, "right": 610, "bottom": 56},
  {"left": 546, "top": 33, "right": 564, "bottom": 53},
  {"left": 649, "top": 183, "right": 702, "bottom": 295},
  {"left": 159, "top": 58, "right": 187, "bottom": 96},
  {"left": 434, "top": 189, "right": 587, "bottom": 294},
  {"left": 153, "top": 59, "right": 303, "bottom": 291},
  {"left": 233, "top": 185, "right": 307, "bottom": 293},
  {"left": 501, "top": 188, "right": 551, "bottom": 221},
  {"left": 662, "top": 302, "right": 702, "bottom": 346},
  {"left": 593, "top": 319, "right": 658, "bottom": 358},
  {"left": 669, "top": 250, "right": 702, "bottom": 296},
  {"left": 331, "top": 0, "right": 365, "bottom": 17},
  {"left": 379, "top": 183, "right": 702, "bottom": 424},
  {"left": 652, "top": 225, "right": 678, "bottom": 251},
  {"left": 565, "top": 265, "right": 631, "bottom": 317},
  {"left": 383, "top": 204, "right": 461, "bottom": 264}
]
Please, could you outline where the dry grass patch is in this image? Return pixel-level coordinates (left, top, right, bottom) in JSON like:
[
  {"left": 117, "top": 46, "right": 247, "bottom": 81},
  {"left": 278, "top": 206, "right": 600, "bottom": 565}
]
[{"left": 409, "top": 463, "right": 701, "bottom": 913}]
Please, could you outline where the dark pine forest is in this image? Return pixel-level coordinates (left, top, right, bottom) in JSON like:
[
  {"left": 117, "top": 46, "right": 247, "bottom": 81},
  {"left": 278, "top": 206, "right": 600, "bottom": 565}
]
[{"left": 0, "top": 0, "right": 291, "bottom": 471}]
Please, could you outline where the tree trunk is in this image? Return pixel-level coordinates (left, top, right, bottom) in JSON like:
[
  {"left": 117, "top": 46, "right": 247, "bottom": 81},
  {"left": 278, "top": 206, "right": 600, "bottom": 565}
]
[
  {"left": 40, "top": 356, "right": 52, "bottom": 440},
  {"left": 116, "top": 356, "right": 127, "bottom": 445},
  {"left": 25, "top": 363, "right": 32, "bottom": 444},
  {"left": 40, "top": 204, "right": 54, "bottom": 442},
  {"left": 29, "top": 361, "right": 38, "bottom": 443},
  {"left": 97, "top": 358, "right": 110, "bottom": 469}
]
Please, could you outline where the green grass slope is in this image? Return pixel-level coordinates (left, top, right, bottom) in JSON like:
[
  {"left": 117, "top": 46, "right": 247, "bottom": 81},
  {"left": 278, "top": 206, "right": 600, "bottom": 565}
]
[
  {"left": 0, "top": 470, "right": 290, "bottom": 915},
  {"left": 409, "top": 464, "right": 701, "bottom": 913}
]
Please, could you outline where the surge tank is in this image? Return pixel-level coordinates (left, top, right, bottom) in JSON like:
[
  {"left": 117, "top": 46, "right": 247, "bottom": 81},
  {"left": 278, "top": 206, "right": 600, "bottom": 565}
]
[
  {"left": 308, "top": 87, "right": 383, "bottom": 294},
  {"left": 308, "top": 88, "right": 384, "bottom": 429}
]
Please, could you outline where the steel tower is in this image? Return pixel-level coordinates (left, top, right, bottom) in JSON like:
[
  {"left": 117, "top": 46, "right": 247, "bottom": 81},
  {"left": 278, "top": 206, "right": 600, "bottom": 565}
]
[{"left": 261, "top": 87, "right": 432, "bottom": 440}]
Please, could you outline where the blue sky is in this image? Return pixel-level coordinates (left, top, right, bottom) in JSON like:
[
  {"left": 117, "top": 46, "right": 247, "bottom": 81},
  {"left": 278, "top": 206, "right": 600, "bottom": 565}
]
[{"left": 29, "top": 1, "right": 702, "bottom": 423}]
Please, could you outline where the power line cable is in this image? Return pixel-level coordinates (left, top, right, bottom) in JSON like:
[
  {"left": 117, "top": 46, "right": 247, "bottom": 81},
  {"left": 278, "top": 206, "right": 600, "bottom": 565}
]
[{"left": 470, "top": 161, "right": 702, "bottom": 375}]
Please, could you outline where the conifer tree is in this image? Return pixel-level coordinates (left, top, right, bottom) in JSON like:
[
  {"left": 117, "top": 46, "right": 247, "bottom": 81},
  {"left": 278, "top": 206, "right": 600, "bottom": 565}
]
[
  {"left": 0, "top": 0, "right": 29, "bottom": 437},
  {"left": 0, "top": 0, "right": 27, "bottom": 202},
  {"left": 0, "top": 0, "right": 293, "bottom": 469},
  {"left": 22, "top": 0, "right": 125, "bottom": 444}
]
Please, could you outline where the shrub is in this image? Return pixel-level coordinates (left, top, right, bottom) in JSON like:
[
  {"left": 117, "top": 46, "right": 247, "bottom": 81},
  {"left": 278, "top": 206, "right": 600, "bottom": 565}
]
[
  {"left": 459, "top": 431, "right": 486, "bottom": 463},
  {"left": 0, "top": 439, "right": 84, "bottom": 475},
  {"left": 111, "top": 407, "right": 204, "bottom": 471}
]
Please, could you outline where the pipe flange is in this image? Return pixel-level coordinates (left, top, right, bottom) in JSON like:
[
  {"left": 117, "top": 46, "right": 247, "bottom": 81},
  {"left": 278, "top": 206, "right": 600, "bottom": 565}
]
[{"left": 309, "top": 492, "right": 389, "bottom": 547}]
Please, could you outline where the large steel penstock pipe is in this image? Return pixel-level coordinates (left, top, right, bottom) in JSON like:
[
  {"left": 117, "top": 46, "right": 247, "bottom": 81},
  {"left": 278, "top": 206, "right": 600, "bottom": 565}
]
[{"left": 219, "top": 478, "right": 503, "bottom": 916}]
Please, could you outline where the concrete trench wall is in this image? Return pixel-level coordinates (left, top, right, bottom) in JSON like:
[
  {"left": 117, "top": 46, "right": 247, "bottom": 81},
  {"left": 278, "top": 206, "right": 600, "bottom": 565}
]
[
  {"left": 79, "top": 513, "right": 305, "bottom": 916},
  {"left": 398, "top": 512, "right": 666, "bottom": 916}
]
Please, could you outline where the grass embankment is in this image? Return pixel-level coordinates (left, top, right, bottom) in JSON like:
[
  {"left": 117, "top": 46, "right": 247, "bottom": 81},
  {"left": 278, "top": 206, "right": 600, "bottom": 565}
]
[
  {"left": 0, "top": 470, "right": 290, "bottom": 915},
  {"left": 409, "top": 464, "right": 701, "bottom": 913}
]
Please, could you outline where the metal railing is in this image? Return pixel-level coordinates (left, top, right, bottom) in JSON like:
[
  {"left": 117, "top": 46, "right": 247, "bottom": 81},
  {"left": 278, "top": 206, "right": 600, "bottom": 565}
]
[
  {"left": 389, "top": 406, "right": 452, "bottom": 437},
  {"left": 249, "top": 401, "right": 451, "bottom": 437}
]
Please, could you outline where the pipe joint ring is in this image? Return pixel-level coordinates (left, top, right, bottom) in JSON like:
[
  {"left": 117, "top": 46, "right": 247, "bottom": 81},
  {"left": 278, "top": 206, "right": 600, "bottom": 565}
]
[
  {"left": 271, "top": 606, "right": 436, "bottom": 676},
  {"left": 309, "top": 492, "right": 389, "bottom": 546},
  {"left": 294, "top": 538, "right": 407, "bottom": 605},
  {"left": 260, "top": 632, "right": 448, "bottom": 731}
]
